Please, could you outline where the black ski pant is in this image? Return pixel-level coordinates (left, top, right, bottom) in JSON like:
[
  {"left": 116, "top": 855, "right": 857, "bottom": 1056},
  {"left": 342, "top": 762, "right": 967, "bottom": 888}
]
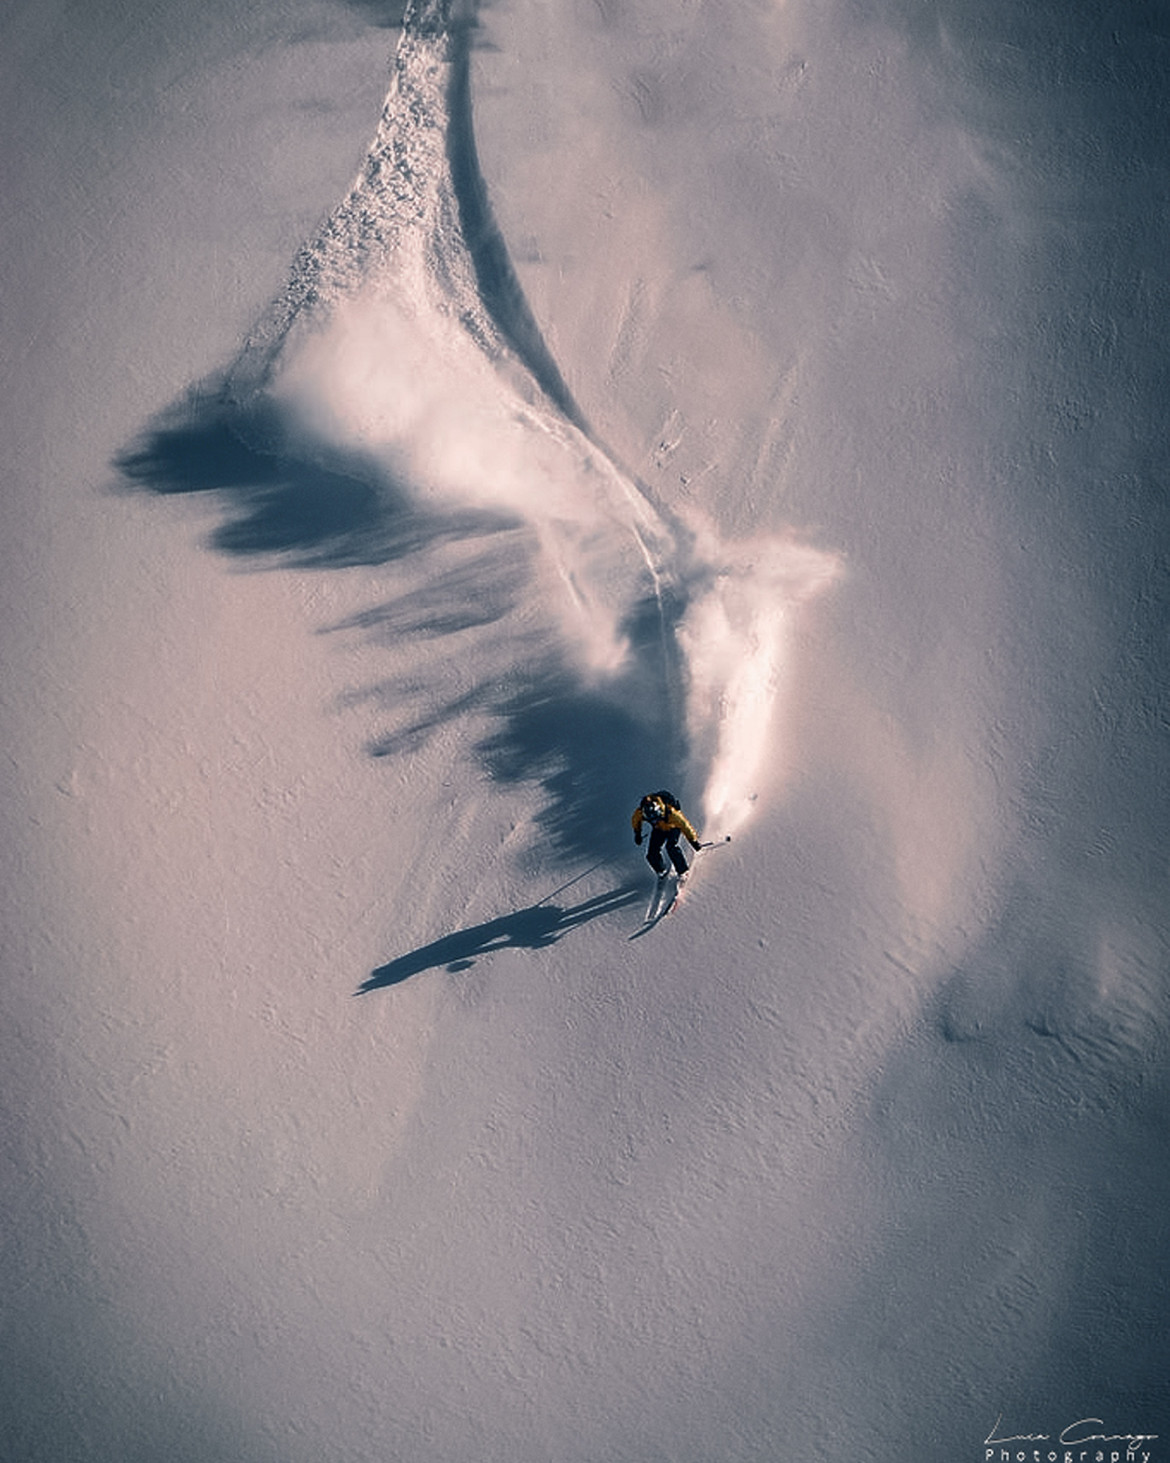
[{"left": 646, "top": 826, "right": 688, "bottom": 877}]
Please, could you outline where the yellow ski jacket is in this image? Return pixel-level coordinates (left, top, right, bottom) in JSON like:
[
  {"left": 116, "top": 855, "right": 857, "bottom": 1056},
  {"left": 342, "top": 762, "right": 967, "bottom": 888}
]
[{"left": 631, "top": 801, "right": 700, "bottom": 845}]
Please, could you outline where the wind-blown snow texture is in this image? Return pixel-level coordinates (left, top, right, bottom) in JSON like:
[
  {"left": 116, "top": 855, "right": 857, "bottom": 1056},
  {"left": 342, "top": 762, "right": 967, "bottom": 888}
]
[{"left": 3, "top": 0, "right": 1169, "bottom": 1460}]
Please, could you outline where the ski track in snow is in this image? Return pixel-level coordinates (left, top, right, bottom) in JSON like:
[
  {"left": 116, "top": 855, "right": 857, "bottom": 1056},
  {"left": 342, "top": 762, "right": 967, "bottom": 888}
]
[{"left": 123, "top": 0, "right": 838, "bottom": 855}]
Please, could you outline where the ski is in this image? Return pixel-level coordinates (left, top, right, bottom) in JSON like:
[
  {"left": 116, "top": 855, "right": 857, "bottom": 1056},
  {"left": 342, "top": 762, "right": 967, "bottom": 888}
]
[
  {"left": 645, "top": 874, "right": 677, "bottom": 922},
  {"left": 627, "top": 837, "right": 730, "bottom": 939},
  {"left": 662, "top": 868, "right": 688, "bottom": 916},
  {"left": 629, "top": 874, "right": 677, "bottom": 938}
]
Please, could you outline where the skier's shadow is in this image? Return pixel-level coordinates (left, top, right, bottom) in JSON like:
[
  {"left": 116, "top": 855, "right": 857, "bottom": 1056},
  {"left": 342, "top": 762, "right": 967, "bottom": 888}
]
[{"left": 359, "top": 881, "right": 642, "bottom": 992}]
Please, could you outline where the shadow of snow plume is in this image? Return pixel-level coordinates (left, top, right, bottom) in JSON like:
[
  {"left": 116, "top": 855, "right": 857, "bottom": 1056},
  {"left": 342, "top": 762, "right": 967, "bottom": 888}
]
[
  {"left": 475, "top": 595, "right": 690, "bottom": 860},
  {"left": 120, "top": 0, "right": 839, "bottom": 861},
  {"left": 116, "top": 385, "right": 513, "bottom": 567},
  {"left": 338, "top": 567, "right": 688, "bottom": 861}
]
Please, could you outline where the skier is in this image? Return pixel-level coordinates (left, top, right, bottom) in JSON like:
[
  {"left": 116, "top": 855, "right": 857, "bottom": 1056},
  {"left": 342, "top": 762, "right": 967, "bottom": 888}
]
[{"left": 632, "top": 791, "right": 701, "bottom": 880}]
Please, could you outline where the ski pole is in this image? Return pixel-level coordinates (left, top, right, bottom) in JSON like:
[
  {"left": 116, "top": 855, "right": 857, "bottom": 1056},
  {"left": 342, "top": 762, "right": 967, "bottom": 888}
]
[{"left": 535, "top": 857, "right": 609, "bottom": 908}]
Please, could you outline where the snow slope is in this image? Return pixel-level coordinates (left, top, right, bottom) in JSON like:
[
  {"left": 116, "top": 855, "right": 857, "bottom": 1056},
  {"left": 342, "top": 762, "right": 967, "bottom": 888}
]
[{"left": 2, "top": 0, "right": 1168, "bottom": 1459}]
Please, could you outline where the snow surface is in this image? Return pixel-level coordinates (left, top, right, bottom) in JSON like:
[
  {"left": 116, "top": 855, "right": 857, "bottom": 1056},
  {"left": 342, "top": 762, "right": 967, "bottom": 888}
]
[{"left": 2, "top": 0, "right": 1169, "bottom": 1459}]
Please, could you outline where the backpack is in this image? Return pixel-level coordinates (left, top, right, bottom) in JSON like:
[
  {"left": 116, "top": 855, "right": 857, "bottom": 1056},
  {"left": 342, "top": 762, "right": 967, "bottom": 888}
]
[{"left": 654, "top": 790, "right": 681, "bottom": 810}]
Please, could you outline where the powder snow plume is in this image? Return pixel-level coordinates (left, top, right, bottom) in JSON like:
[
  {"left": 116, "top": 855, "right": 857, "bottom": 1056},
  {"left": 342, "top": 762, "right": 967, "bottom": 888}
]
[
  {"left": 227, "top": 0, "right": 839, "bottom": 843},
  {"left": 678, "top": 527, "right": 841, "bottom": 837}
]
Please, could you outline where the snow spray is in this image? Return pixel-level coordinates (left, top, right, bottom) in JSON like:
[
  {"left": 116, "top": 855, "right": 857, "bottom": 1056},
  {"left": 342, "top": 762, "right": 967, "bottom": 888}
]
[{"left": 227, "top": 0, "right": 840, "bottom": 838}]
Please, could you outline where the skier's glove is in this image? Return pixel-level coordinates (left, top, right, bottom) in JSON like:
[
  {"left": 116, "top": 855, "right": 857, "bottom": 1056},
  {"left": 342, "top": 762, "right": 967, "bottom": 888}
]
[
  {"left": 634, "top": 832, "right": 642, "bottom": 845},
  {"left": 690, "top": 838, "right": 701, "bottom": 850}
]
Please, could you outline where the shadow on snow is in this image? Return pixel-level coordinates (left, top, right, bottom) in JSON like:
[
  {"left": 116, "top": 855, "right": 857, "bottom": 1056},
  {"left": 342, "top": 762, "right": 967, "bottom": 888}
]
[
  {"left": 359, "top": 881, "right": 643, "bottom": 991},
  {"left": 114, "top": 0, "right": 687, "bottom": 869},
  {"left": 115, "top": 385, "right": 687, "bottom": 865}
]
